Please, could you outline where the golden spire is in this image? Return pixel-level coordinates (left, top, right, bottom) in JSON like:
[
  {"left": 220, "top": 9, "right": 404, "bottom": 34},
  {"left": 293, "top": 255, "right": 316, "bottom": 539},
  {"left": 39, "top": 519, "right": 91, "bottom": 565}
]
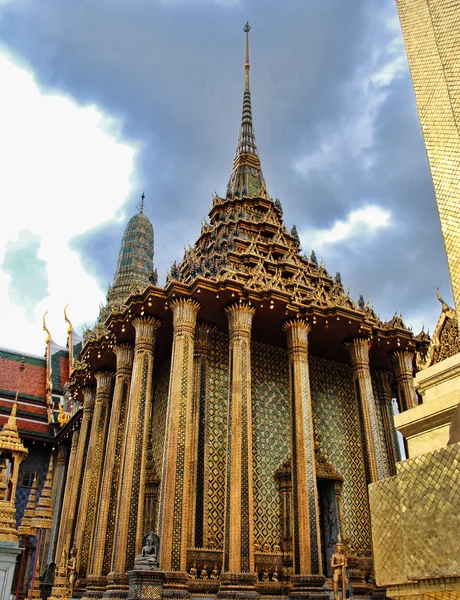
[
  {"left": 34, "top": 454, "right": 54, "bottom": 531},
  {"left": 3, "top": 358, "right": 25, "bottom": 433},
  {"left": 226, "top": 23, "right": 267, "bottom": 199},
  {"left": 64, "top": 303, "right": 74, "bottom": 373},
  {"left": 244, "top": 21, "right": 251, "bottom": 91},
  {"left": 18, "top": 474, "right": 38, "bottom": 538}
]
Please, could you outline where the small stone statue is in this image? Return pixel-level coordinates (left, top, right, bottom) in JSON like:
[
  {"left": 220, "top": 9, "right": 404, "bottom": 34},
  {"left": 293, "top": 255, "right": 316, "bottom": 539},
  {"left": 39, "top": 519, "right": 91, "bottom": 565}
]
[
  {"left": 272, "top": 571, "right": 279, "bottom": 583},
  {"left": 66, "top": 546, "right": 77, "bottom": 597},
  {"left": 200, "top": 566, "right": 208, "bottom": 580},
  {"left": 330, "top": 542, "right": 347, "bottom": 600},
  {"left": 263, "top": 542, "right": 271, "bottom": 553},
  {"left": 210, "top": 566, "right": 219, "bottom": 580},
  {"left": 134, "top": 532, "right": 160, "bottom": 570},
  {"left": 262, "top": 571, "right": 269, "bottom": 582},
  {"left": 189, "top": 566, "right": 197, "bottom": 580},
  {"left": 273, "top": 543, "right": 281, "bottom": 553}
]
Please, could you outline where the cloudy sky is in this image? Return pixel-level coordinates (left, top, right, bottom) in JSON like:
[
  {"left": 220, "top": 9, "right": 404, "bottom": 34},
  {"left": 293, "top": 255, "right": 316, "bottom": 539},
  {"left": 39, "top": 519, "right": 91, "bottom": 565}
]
[{"left": 0, "top": 0, "right": 452, "bottom": 356}]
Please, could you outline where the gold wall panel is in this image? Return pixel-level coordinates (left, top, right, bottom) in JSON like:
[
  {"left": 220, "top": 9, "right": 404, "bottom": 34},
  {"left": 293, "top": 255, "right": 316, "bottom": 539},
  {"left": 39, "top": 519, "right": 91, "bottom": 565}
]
[
  {"left": 251, "top": 340, "right": 290, "bottom": 549},
  {"left": 310, "top": 355, "right": 371, "bottom": 556},
  {"left": 397, "top": 0, "right": 460, "bottom": 320},
  {"left": 368, "top": 476, "right": 406, "bottom": 585},
  {"left": 205, "top": 331, "right": 229, "bottom": 550},
  {"left": 151, "top": 360, "right": 170, "bottom": 482},
  {"left": 370, "top": 442, "right": 460, "bottom": 588}
]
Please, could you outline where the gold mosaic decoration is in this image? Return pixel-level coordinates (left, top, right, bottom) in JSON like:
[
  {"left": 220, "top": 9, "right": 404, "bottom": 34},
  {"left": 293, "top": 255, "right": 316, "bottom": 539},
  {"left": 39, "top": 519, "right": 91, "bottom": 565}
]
[
  {"left": 205, "top": 331, "right": 229, "bottom": 550},
  {"left": 251, "top": 340, "right": 290, "bottom": 549},
  {"left": 396, "top": 0, "right": 460, "bottom": 324},
  {"left": 369, "top": 476, "right": 406, "bottom": 586},
  {"left": 151, "top": 360, "right": 171, "bottom": 487},
  {"left": 310, "top": 355, "right": 371, "bottom": 556},
  {"left": 370, "top": 442, "right": 460, "bottom": 591}
]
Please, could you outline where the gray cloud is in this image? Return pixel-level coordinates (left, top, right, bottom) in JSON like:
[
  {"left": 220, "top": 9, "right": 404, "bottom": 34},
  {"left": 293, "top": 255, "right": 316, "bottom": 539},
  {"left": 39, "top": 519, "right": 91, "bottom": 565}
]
[
  {"left": 0, "top": 0, "right": 452, "bottom": 332},
  {"left": 2, "top": 231, "right": 49, "bottom": 320}
]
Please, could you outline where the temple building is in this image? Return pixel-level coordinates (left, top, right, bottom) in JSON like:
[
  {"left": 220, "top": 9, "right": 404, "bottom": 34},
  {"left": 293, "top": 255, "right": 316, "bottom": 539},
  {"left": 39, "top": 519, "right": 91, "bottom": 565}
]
[{"left": 0, "top": 23, "right": 430, "bottom": 600}]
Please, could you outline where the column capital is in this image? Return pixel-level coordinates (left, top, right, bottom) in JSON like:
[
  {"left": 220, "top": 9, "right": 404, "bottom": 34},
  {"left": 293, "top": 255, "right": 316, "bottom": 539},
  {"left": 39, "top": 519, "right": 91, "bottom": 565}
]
[
  {"left": 94, "top": 370, "right": 114, "bottom": 396},
  {"left": 390, "top": 348, "right": 415, "bottom": 376},
  {"left": 70, "top": 428, "right": 80, "bottom": 449},
  {"left": 225, "top": 302, "right": 255, "bottom": 337},
  {"left": 56, "top": 444, "right": 69, "bottom": 466},
  {"left": 282, "top": 319, "right": 311, "bottom": 354},
  {"left": 113, "top": 344, "right": 134, "bottom": 370},
  {"left": 171, "top": 297, "right": 201, "bottom": 332},
  {"left": 344, "top": 336, "right": 372, "bottom": 369},
  {"left": 195, "top": 322, "right": 216, "bottom": 357},
  {"left": 81, "top": 386, "right": 96, "bottom": 412},
  {"left": 132, "top": 316, "right": 161, "bottom": 350}
]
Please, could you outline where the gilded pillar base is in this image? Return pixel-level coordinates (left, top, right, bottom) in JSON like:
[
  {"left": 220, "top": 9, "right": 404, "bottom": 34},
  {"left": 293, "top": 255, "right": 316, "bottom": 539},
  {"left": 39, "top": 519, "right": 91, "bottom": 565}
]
[
  {"left": 163, "top": 572, "right": 190, "bottom": 600},
  {"left": 217, "top": 572, "right": 259, "bottom": 600},
  {"left": 47, "top": 571, "right": 70, "bottom": 600},
  {"left": 83, "top": 575, "right": 108, "bottom": 598},
  {"left": 127, "top": 570, "right": 165, "bottom": 600},
  {"left": 288, "top": 575, "right": 328, "bottom": 600},
  {"left": 104, "top": 572, "right": 129, "bottom": 600}
]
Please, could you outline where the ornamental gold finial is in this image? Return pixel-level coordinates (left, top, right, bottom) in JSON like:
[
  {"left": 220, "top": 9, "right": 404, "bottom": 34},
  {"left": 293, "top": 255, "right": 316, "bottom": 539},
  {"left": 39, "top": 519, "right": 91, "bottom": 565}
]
[
  {"left": 43, "top": 312, "right": 50, "bottom": 344},
  {"left": 136, "top": 192, "right": 147, "bottom": 215},
  {"left": 244, "top": 22, "right": 251, "bottom": 91},
  {"left": 11, "top": 358, "right": 25, "bottom": 422},
  {"left": 64, "top": 304, "right": 72, "bottom": 335}
]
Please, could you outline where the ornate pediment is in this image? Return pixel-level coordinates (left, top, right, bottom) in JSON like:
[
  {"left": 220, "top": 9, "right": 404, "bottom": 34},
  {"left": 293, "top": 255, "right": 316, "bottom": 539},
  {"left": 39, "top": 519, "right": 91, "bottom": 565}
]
[{"left": 417, "top": 289, "right": 460, "bottom": 370}]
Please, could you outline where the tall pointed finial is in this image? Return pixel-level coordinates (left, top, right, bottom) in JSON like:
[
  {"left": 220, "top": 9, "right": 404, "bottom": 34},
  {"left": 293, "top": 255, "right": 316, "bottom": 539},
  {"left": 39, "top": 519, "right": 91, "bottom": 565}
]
[
  {"left": 244, "top": 22, "right": 251, "bottom": 91},
  {"left": 43, "top": 312, "right": 50, "bottom": 344},
  {"left": 136, "top": 192, "right": 147, "bottom": 215},
  {"left": 11, "top": 358, "right": 25, "bottom": 423},
  {"left": 226, "top": 22, "right": 267, "bottom": 199}
]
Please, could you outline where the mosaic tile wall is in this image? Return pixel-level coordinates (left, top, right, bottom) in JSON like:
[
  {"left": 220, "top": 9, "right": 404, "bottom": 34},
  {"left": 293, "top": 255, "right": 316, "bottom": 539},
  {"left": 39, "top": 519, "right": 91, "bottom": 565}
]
[
  {"left": 397, "top": 0, "right": 460, "bottom": 322},
  {"left": 310, "top": 355, "right": 372, "bottom": 556},
  {"left": 151, "top": 359, "right": 171, "bottom": 477},
  {"left": 204, "top": 331, "right": 229, "bottom": 549},
  {"left": 251, "top": 340, "right": 290, "bottom": 549}
]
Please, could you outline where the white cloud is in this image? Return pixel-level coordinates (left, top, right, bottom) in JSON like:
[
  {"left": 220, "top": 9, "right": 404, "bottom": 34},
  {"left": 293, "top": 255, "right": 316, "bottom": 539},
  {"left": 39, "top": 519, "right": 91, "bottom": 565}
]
[
  {"left": 300, "top": 205, "right": 391, "bottom": 252},
  {"left": 0, "top": 49, "right": 138, "bottom": 354},
  {"left": 294, "top": 8, "right": 407, "bottom": 177}
]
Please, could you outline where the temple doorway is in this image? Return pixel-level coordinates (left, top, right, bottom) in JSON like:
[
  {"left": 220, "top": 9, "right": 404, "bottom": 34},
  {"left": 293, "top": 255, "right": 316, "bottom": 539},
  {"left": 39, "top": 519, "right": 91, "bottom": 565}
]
[{"left": 317, "top": 479, "right": 339, "bottom": 578}]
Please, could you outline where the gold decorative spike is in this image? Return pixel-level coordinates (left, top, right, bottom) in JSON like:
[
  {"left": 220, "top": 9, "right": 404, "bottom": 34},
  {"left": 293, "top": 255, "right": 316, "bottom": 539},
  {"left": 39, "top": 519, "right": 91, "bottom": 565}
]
[
  {"left": 34, "top": 454, "right": 54, "bottom": 531},
  {"left": 64, "top": 304, "right": 74, "bottom": 373},
  {"left": 18, "top": 474, "right": 38, "bottom": 538},
  {"left": 0, "top": 359, "right": 28, "bottom": 542}
]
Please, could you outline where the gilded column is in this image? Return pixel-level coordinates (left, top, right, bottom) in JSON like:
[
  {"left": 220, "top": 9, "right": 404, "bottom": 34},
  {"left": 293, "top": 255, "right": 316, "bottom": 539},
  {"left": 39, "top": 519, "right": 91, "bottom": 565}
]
[
  {"left": 45, "top": 444, "right": 69, "bottom": 565},
  {"left": 158, "top": 298, "right": 200, "bottom": 574},
  {"left": 74, "top": 371, "right": 114, "bottom": 585},
  {"left": 221, "top": 303, "right": 256, "bottom": 578},
  {"left": 190, "top": 323, "right": 215, "bottom": 549},
  {"left": 344, "top": 338, "right": 386, "bottom": 482},
  {"left": 108, "top": 317, "right": 160, "bottom": 594},
  {"left": 282, "top": 320, "right": 322, "bottom": 578},
  {"left": 86, "top": 345, "right": 134, "bottom": 596},
  {"left": 49, "top": 429, "right": 80, "bottom": 600},
  {"left": 374, "top": 369, "right": 400, "bottom": 477},
  {"left": 143, "top": 435, "right": 160, "bottom": 536},
  {"left": 64, "top": 386, "right": 96, "bottom": 555},
  {"left": 390, "top": 349, "right": 418, "bottom": 411}
]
